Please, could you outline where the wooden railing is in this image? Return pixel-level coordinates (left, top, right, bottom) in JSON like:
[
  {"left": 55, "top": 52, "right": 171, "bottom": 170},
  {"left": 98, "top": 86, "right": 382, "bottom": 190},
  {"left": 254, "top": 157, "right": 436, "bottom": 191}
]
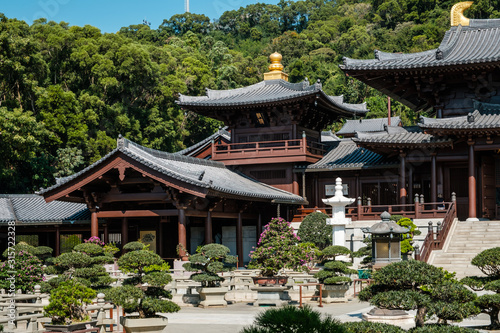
[
  {"left": 416, "top": 201, "right": 456, "bottom": 263},
  {"left": 212, "top": 138, "right": 326, "bottom": 161},
  {"left": 293, "top": 201, "right": 453, "bottom": 222}
]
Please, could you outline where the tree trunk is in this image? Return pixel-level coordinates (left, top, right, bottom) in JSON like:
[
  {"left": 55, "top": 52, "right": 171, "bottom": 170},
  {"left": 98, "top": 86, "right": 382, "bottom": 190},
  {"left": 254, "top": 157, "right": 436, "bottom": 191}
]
[
  {"left": 415, "top": 307, "right": 427, "bottom": 327},
  {"left": 489, "top": 308, "right": 500, "bottom": 329}
]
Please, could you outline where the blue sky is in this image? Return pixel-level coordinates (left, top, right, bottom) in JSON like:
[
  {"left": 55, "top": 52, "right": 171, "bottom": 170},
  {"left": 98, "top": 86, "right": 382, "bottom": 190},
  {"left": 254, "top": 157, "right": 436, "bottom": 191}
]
[{"left": 1, "top": 0, "right": 279, "bottom": 33}]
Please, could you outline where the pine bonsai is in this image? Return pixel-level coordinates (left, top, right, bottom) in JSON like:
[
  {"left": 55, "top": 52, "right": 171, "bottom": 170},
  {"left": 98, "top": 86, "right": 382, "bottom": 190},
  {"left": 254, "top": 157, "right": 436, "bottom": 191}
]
[
  {"left": 106, "top": 242, "right": 180, "bottom": 318},
  {"left": 314, "top": 245, "right": 357, "bottom": 285},
  {"left": 182, "top": 243, "right": 237, "bottom": 287},
  {"left": 461, "top": 247, "right": 500, "bottom": 329}
]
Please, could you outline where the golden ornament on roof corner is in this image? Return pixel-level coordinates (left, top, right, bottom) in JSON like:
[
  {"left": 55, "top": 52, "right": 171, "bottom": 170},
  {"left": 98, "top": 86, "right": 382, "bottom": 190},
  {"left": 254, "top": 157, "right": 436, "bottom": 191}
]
[
  {"left": 451, "top": 1, "right": 473, "bottom": 27},
  {"left": 264, "top": 52, "right": 288, "bottom": 81}
]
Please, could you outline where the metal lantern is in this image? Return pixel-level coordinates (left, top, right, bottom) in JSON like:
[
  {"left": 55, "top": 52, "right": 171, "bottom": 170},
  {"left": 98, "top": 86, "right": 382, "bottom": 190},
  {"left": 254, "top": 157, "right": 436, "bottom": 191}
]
[{"left": 365, "top": 211, "right": 409, "bottom": 268}]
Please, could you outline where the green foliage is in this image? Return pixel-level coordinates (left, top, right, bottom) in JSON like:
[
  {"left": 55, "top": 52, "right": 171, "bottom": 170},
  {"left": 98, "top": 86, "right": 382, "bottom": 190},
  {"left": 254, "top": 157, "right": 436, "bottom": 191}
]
[
  {"left": 314, "top": 256, "right": 357, "bottom": 285},
  {"left": 343, "top": 321, "right": 405, "bottom": 333},
  {"left": 297, "top": 212, "right": 332, "bottom": 250},
  {"left": 107, "top": 247, "right": 178, "bottom": 318},
  {"left": 408, "top": 325, "right": 478, "bottom": 332},
  {"left": 241, "top": 305, "right": 347, "bottom": 333},
  {"left": 248, "top": 217, "right": 312, "bottom": 277},
  {"left": 183, "top": 244, "right": 236, "bottom": 287},
  {"left": 471, "top": 247, "right": 500, "bottom": 277},
  {"left": 0, "top": 250, "right": 44, "bottom": 293},
  {"left": 73, "top": 243, "right": 104, "bottom": 256},
  {"left": 395, "top": 217, "right": 421, "bottom": 254},
  {"left": 123, "top": 241, "right": 146, "bottom": 251},
  {"left": 44, "top": 280, "right": 96, "bottom": 325},
  {"left": 360, "top": 260, "right": 478, "bottom": 327}
]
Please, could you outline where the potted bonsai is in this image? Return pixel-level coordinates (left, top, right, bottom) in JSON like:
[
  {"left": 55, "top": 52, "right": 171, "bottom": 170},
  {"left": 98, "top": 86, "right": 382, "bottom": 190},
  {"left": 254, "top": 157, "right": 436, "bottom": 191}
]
[
  {"left": 182, "top": 243, "right": 237, "bottom": 307},
  {"left": 43, "top": 279, "right": 97, "bottom": 332},
  {"left": 314, "top": 245, "right": 357, "bottom": 303},
  {"left": 248, "top": 217, "right": 311, "bottom": 286},
  {"left": 106, "top": 242, "right": 180, "bottom": 333}
]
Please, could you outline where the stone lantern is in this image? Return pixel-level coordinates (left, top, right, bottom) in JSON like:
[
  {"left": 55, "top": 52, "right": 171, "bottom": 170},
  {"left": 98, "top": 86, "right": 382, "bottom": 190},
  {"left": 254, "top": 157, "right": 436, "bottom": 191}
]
[
  {"left": 365, "top": 211, "right": 409, "bottom": 269},
  {"left": 322, "top": 177, "right": 355, "bottom": 247}
]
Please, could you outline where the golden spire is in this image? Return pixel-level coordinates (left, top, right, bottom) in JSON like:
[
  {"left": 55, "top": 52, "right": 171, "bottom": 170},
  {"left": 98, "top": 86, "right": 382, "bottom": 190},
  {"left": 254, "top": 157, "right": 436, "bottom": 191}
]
[
  {"left": 264, "top": 52, "right": 288, "bottom": 81},
  {"left": 451, "top": 1, "right": 473, "bottom": 26}
]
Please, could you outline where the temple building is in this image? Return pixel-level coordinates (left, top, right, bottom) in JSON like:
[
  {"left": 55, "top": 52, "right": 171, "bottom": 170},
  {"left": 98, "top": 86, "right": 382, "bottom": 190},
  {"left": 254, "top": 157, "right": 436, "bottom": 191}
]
[{"left": 1, "top": 2, "right": 500, "bottom": 263}]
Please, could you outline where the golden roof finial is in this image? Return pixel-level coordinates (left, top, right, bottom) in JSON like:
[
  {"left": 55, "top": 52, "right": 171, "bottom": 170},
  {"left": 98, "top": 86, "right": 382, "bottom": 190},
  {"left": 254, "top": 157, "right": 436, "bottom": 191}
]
[
  {"left": 451, "top": 1, "right": 473, "bottom": 26},
  {"left": 264, "top": 52, "right": 288, "bottom": 81}
]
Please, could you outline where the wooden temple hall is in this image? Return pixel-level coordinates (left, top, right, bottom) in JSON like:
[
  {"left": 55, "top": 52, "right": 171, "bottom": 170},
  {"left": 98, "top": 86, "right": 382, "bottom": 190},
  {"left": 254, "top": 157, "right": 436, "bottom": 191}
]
[{"left": 2, "top": 2, "right": 500, "bottom": 262}]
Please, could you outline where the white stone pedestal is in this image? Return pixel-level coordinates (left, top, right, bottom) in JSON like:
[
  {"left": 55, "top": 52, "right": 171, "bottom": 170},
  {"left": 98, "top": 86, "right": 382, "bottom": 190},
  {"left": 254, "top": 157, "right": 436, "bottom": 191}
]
[{"left": 251, "top": 286, "right": 290, "bottom": 307}]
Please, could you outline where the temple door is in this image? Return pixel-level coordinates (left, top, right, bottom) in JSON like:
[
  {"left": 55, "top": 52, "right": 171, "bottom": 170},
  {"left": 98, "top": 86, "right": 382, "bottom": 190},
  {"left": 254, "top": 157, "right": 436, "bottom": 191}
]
[{"left": 481, "top": 155, "right": 496, "bottom": 219}]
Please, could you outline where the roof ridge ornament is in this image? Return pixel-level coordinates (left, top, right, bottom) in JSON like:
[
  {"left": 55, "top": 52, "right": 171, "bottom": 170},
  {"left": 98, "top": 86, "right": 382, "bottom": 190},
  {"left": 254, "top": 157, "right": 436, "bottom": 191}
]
[
  {"left": 264, "top": 52, "right": 288, "bottom": 81},
  {"left": 117, "top": 134, "right": 125, "bottom": 149},
  {"left": 451, "top": 1, "right": 473, "bottom": 27}
]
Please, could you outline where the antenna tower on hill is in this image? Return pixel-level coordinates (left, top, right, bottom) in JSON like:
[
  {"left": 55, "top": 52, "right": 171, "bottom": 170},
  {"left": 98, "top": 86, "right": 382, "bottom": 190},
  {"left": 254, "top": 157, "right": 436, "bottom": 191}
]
[{"left": 185, "top": 0, "right": 190, "bottom": 12}]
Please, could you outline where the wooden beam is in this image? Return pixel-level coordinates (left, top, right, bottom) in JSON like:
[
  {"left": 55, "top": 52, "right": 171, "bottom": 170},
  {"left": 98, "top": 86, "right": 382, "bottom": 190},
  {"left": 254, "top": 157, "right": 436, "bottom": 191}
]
[
  {"left": 101, "top": 192, "right": 170, "bottom": 203},
  {"left": 97, "top": 210, "right": 179, "bottom": 218}
]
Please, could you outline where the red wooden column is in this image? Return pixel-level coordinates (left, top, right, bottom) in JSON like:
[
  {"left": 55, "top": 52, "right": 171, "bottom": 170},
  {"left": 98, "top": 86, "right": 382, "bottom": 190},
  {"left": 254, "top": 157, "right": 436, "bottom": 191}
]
[
  {"left": 292, "top": 173, "right": 299, "bottom": 195},
  {"left": 467, "top": 143, "right": 479, "bottom": 221},
  {"left": 399, "top": 152, "right": 407, "bottom": 205},
  {"left": 55, "top": 226, "right": 60, "bottom": 257},
  {"left": 431, "top": 153, "right": 437, "bottom": 204},
  {"left": 121, "top": 217, "right": 129, "bottom": 249},
  {"left": 205, "top": 211, "right": 213, "bottom": 244},
  {"left": 178, "top": 209, "right": 188, "bottom": 260},
  {"left": 256, "top": 213, "right": 262, "bottom": 243},
  {"left": 103, "top": 224, "right": 109, "bottom": 244},
  {"left": 91, "top": 211, "right": 98, "bottom": 238},
  {"left": 237, "top": 212, "right": 243, "bottom": 267}
]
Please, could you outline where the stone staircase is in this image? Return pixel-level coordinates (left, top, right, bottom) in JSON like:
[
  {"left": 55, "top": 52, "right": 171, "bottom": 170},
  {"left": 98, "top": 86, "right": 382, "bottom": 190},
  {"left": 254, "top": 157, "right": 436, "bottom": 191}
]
[{"left": 428, "top": 220, "right": 500, "bottom": 279}]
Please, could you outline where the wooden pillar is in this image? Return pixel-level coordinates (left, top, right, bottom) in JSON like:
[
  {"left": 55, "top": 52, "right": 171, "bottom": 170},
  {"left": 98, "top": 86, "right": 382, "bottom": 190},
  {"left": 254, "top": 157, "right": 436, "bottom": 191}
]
[
  {"left": 314, "top": 174, "right": 319, "bottom": 207},
  {"left": 205, "top": 211, "right": 213, "bottom": 244},
  {"left": 408, "top": 165, "right": 413, "bottom": 202},
  {"left": 302, "top": 171, "right": 307, "bottom": 200},
  {"left": 256, "top": 213, "right": 262, "bottom": 243},
  {"left": 399, "top": 153, "right": 407, "bottom": 205},
  {"left": 55, "top": 226, "right": 60, "bottom": 257},
  {"left": 237, "top": 212, "right": 243, "bottom": 267},
  {"left": 178, "top": 209, "right": 188, "bottom": 260},
  {"left": 121, "top": 217, "right": 128, "bottom": 248},
  {"left": 91, "top": 211, "right": 98, "bottom": 238},
  {"left": 468, "top": 143, "right": 478, "bottom": 221},
  {"left": 159, "top": 222, "right": 164, "bottom": 258},
  {"left": 292, "top": 173, "right": 299, "bottom": 195},
  {"left": 355, "top": 174, "right": 360, "bottom": 199},
  {"left": 103, "top": 224, "right": 109, "bottom": 244},
  {"left": 431, "top": 153, "right": 437, "bottom": 204}
]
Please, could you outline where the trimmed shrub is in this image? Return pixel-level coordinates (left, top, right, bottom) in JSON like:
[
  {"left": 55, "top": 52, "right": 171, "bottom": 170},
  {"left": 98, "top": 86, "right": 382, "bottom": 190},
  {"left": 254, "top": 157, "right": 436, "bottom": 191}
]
[
  {"left": 343, "top": 321, "right": 405, "bottom": 333},
  {"left": 297, "top": 212, "right": 332, "bottom": 250},
  {"left": 408, "top": 324, "right": 477, "bottom": 332}
]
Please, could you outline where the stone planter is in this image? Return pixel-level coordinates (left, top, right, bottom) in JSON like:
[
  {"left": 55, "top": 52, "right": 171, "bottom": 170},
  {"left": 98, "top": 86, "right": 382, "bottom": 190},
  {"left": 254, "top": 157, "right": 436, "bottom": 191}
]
[
  {"left": 44, "top": 320, "right": 97, "bottom": 332},
  {"left": 317, "top": 283, "right": 350, "bottom": 303},
  {"left": 196, "top": 286, "right": 228, "bottom": 307},
  {"left": 120, "top": 316, "right": 168, "bottom": 333},
  {"left": 252, "top": 276, "right": 288, "bottom": 286},
  {"left": 362, "top": 308, "right": 414, "bottom": 326},
  {"left": 251, "top": 285, "right": 291, "bottom": 307}
]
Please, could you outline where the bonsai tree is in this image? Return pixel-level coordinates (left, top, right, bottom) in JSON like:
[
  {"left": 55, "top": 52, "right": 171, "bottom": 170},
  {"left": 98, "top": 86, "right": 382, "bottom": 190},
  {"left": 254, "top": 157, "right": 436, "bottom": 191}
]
[
  {"left": 248, "top": 217, "right": 312, "bottom": 277},
  {"left": 359, "top": 260, "right": 479, "bottom": 327},
  {"left": 461, "top": 247, "right": 500, "bottom": 329},
  {"left": 44, "top": 279, "right": 96, "bottom": 325},
  {"left": 314, "top": 246, "right": 357, "bottom": 285},
  {"left": 0, "top": 250, "right": 44, "bottom": 293},
  {"left": 106, "top": 241, "right": 180, "bottom": 318},
  {"left": 2, "top": 242, "right": 53, "bottom": 263},
  {"left": 297, "top": 212, "right": 332, "bottom": 250},
  {"left": 395, "top": 217, "right": 421, "bottom": 254},
  {"left": 45, "top": 236, "right": 115, "bottom": 292},
  {"left": 183, "top": 243, "right": 237, "bottom": 287}
]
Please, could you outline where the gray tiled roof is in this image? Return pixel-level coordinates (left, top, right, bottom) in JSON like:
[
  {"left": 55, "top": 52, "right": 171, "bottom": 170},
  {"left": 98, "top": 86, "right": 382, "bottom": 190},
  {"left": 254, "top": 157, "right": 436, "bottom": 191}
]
[
  {"left": 320, "top": 131, "right": 341, "bottom": 143},
  {"left": 353, "top": 127, "right": 453, "bottom": 147},
  {"left": 420, "top": 101, "right": 500, "bottom": 130},
  {"left": 341, "top": 20, "right": 500, "bottom": 71},
  {"left": 178, "top": 79, "right": 368, "bottom": 115},
  {"left": 175, "top": 127, "right": 231, "bottom": 157},
  {"left": 307, "top": 139, "right": 398, "bottom": 171},
  {"left": 0, "top": 194, "right": 89, "bottom": 224},
  {"left": 41, "top": 137, "right": 306, "bottom": 205},
  {"left": 336, "top": 117, "right": 401, "bottom": 135}
]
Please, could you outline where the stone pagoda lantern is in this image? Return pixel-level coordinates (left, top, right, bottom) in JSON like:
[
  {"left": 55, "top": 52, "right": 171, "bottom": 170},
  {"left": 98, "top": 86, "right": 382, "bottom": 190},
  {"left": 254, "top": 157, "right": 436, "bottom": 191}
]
[
  {"left": 322, "top": 177, "right": 355, "bottom": 248},
  {"left": 365, "top": 211, "right": 409, "bottom": 269}
]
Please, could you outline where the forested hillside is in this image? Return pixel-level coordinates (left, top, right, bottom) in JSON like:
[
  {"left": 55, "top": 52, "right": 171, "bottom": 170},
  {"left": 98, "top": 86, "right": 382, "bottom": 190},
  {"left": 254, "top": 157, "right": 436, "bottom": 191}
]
[{"left": 1, "top": 0, "right": 499, "bottom": 193}]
